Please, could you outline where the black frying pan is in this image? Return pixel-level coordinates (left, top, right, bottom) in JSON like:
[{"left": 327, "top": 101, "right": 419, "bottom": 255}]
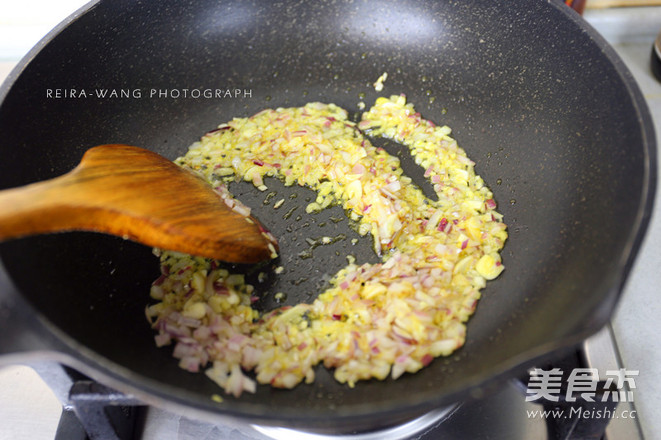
[{"left": 0, "top": 0, "right": 655, "bottom": 432}]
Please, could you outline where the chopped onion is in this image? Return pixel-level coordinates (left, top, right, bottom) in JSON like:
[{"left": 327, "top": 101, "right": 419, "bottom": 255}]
[{"left": 148, "top": 95, "right": 507, "bottom": 398}]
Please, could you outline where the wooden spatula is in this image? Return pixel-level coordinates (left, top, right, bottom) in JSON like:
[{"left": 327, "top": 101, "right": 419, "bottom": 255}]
[{"left": 0, "top": 145, "right": 278, "bottom": 263}]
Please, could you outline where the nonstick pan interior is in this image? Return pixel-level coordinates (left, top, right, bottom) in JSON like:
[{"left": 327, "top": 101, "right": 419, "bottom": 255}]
[{"left": 0, "top": 0, "right": 654, "bottom": 430}]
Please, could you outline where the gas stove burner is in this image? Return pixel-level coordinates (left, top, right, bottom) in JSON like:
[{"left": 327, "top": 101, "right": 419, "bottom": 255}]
[
  {"left": 20, "top": 328, "right": 644, "bottom": 440},
  {"left": 249, "top": 405, "right": 457, "bottom": 440}
]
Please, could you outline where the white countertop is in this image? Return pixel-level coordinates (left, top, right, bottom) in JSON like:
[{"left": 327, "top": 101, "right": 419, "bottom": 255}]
[
  {"left": 583, "top": 7, "right": 661, "bottom": 440},
  {"left": 1, "top": 4, "right": 661, "bottom": 440}
]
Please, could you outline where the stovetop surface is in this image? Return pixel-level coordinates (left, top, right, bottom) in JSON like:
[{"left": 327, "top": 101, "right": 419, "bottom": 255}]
[{"left": 23, "top": 336, "right": 639, "bottom": 440}]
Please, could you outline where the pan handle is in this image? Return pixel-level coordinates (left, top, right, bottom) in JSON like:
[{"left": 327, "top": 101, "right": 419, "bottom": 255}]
[{"left": 0, "top": 260, "right": 65, "bottom": 365}]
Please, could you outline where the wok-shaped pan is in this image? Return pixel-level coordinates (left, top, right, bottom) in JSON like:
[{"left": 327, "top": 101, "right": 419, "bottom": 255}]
[{"left": 0, "top": 0, "right": 655, "bottom": 432}]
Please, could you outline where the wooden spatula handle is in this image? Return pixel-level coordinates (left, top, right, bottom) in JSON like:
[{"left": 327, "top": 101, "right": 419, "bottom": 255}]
[
  {"left": 0, "top": 172, "right": 108, "bottom": 239},
  {"left": 0, "top": 145, "right": 277, "bottom": 263}
]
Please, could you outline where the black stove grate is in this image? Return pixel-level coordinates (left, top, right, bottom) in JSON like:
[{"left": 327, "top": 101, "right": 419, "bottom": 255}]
[{"left": 29, "top": 348, "right": 626, "bottom": 440}]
